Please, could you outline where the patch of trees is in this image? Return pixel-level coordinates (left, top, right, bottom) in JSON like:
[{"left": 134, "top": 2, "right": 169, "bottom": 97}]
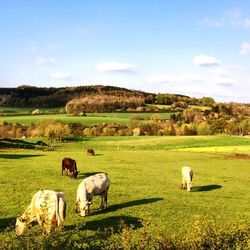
[
  {"left": 66, "top": 95, "right": 145, "bottom": 113},
  {"left": 176, "top": 102, "right": 250, "bottom": 136}
]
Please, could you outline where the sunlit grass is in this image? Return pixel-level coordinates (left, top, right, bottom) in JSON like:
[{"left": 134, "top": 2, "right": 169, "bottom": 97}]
[{"left": 0, "top": 135, "right": 249, "bottom": 244}]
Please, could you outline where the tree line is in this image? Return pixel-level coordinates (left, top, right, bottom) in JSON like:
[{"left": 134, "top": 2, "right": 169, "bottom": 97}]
[
  {"left": 1, "top": 101, "right": 249, "bottom": 139},
  {"left": 0, "top": 85, "right": 216, "bottom": 108}
]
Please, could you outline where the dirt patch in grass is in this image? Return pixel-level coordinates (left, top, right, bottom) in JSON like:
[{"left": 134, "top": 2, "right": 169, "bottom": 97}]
[{"left": 226, "top": 153, "right": 250, "bottom": 159}]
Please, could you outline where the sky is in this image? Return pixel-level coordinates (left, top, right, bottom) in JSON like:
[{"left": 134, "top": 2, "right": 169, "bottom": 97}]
[{"left": 0, "top": 0, "right": 250, "bottom": 103}]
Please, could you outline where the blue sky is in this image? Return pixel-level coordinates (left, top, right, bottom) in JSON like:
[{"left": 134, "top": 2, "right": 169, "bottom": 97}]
[{"left": 0, "top": 0, "right": 250, "bottom": 102}]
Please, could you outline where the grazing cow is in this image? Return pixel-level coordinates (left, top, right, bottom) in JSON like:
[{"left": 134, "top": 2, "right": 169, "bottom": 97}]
[
  {"left": 181, "top": 166, "right": 193, "bottom": 192},
  {"left": 75, "top": 173, "right": 110, "bottom": 216},
  {"left": 87, "top": 148, "right": 95, "bottom": 156},
  {"left": 16, "top": 190, "right": 66, "bottom": 236},
  {"left": 62, "top": 157, "right": 79, "bottom": 179}
]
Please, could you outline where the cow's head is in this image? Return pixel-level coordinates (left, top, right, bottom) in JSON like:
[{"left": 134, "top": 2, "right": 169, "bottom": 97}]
[
  {"left": 15, "top": 216, "right": 27, "bottom": 236},
  {"left": 73, "top": 171, "right": 79, "bottom": 179},
  {"left": 80, "top": 200, "right": 91, "bottom": 216}
]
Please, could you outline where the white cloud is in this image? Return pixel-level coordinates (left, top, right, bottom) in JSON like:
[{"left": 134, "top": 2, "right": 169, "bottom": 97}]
[
  {"left": 240, "top": 42, "right": 250, "bottom": 54},
  {"left": 198, "top": 17, "right": 225, "bottom": 27},
  {"left": 35, "top": 57, "right": 56, "bottom": 65},
  {"left": 193, "top": 55, "right": 220, "bottom": 67},
  {"left": 199, "top": 10, "right": 250, "bottom": 29},
  {"left": 212, "top": 76, "right": 235, "bottom": 86},
  {"left": 49, "top": 72, "right": 71, "bottom": 80},
  {"left": 95, "top": 61, "right": 138, "bottom": 73},
  {"left": 147, "top": 73, "right": 204, "bottom": 84},
  {"left": 208, "top": 68, "right": 227, "bottom": 77}
]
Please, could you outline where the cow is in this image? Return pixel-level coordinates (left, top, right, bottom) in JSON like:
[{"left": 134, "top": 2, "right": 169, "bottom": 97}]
[
  {"left": 75, "top": 173, "right": 110, "bottom": 216},
  {"left": 16, "top": 190, "right": 66, "bottom": 236},
  {"left": 181, "top": 166, "right": 193, "bottom": 192},
  {"left": 62, "top": 157, "right": 79, "bottom": 179},
  {"left": 87, "top": 148, "right": 95, "bottom": 156}
]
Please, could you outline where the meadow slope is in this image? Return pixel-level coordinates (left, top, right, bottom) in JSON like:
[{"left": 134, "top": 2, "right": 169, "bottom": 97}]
[{"left": 0, "top": 136, "right": 249, "bottom": 246}]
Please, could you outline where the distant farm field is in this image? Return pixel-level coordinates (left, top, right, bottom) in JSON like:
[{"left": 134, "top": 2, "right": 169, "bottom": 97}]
[
  {"left": 0, "top": 112, "right": 173, "bottom": 126},
  {"left": 0, "top": 135, "right": 249, "bottom": 247}
]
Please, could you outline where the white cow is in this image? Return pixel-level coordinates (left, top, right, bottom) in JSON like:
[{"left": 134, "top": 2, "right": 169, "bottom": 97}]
[
  {"left": 16, "top": 190, "right": 66, "bottom": 235},
  {"left": 75, "top": 173, "right": 110, "bottom": 216},
  {"left": 181, "top": 166, "right": 193, "bottom": 192}
]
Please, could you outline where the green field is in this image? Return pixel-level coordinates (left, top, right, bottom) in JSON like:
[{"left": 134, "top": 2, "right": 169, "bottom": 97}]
[
  {"left": 0, "top": 112, "right": 173, "bottom": 126},
  {"left": 0, "top": 135, "right": 249, "bottom": 247},
  {"left": 0, "top": 107, "right": 64, "bottom": 116}
]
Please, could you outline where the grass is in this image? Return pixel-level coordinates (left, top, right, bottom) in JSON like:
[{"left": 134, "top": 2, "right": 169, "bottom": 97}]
[
  {"left": 0, "top": 107, "right": 64, "bottom": 116},
  {"left": 0, "top": 112, "right": 174, "bottom": 126},
  {"left": 0, "top": 136, "right": 249, "bottom": 246}
]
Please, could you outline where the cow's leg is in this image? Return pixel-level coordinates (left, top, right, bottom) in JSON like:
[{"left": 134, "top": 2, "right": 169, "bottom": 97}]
[
  {"left": 181, "top": 177, "right": 186, "bottom": 189},
  {"left": 99, "top": 194, "right": 105, "bottom": 210},
  {"left": 104, "top": 191, "right": 108, "bottom": 208}
]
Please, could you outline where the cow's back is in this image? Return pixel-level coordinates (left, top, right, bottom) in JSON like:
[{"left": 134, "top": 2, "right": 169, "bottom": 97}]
[{"left": 85, "top": 173, "right": 110, "bottom": 195}]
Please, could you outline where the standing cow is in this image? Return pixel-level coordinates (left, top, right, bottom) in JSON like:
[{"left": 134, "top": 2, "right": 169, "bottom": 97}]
[
  {"left": 181, "top": 166, "right": 193, "bottom": 192},
  {"left": 87, "top": 148, "right": 95, "bottom": 156},
  {"left": 62, "top": 157, "right": 79, "bottom": 179},
  {"left": 75, "top": 173, "right": 110, "bottom": 216},
  {"left": 16, "top": 190, "right": 66, "bottom": 236}
]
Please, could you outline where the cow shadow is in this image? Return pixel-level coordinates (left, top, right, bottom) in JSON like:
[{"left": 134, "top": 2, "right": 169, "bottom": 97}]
[
  {"left": 92, "top": 197, "right": 163, "bottom": 215},
  {"left": 0, "top": 154, "right": 43, "bottom": 159},
  {"left": 0, "top": 217, "right": 16, "bottom": 231},
  {"left": 65, "top": 215, "right": 143, "bottom": 233},
  {"left": 192, "top": 184, "right": 222, "bottom": 192}
]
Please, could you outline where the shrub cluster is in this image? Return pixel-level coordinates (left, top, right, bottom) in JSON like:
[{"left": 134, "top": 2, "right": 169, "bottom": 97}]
[
  {"left": 1, "top": 217, "right": 249, "bottom": 249},
  {"left": 1, "top": 115, "right": 250, "bottom": 140}
]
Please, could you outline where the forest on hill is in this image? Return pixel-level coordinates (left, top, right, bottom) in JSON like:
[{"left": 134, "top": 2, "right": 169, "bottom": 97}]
[{"left": 0, "top": 85, "right": 214, "bottom": 108}]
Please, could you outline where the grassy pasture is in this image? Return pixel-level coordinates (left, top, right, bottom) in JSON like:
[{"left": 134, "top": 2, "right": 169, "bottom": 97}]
[
  {"left": 0, "top": 112, "right": 173, "bottom": 126},
  {"left": 0, "top": 107, "right": 64, "bottom": 116},
  {"left": 0, "top": 136, "right": 249, "bottom": 246}
]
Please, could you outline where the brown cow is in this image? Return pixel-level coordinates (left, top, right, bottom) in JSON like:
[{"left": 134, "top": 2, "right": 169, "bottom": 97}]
[
  {"left": 62, "top": 158, "right": 79, "bottom": 179},
  {"left": 87, "top": 148, "right": 95, "bottom": 156}
]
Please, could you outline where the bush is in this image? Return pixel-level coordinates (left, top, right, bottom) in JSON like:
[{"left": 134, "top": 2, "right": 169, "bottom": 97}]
[
  {"left": 197, "top": 122, "right": 213, "bottom": 135},
  {"left": 0, "top": 217, "right": 249, "bottom": 249}
]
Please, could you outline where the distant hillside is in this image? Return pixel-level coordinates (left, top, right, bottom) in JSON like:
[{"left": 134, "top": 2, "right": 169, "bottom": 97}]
[{"left": 0, "top": 84, "right": 211, "bottom": 108}]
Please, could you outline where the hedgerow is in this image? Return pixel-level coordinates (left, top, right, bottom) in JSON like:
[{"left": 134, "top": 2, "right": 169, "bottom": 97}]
[{"left": 1, "top": 217, "right": 249, "bottom": 250}]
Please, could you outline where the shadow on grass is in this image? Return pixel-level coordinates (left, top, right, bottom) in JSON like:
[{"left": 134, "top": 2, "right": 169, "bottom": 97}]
[
  {"left": 0, "top": 217, "right": 16, "bottom": 231},
  {"left": 65, "top": 216, "right": 143, "bottom": 233},
  {"left": 92, "top": 153, "right": 103, "bottom": 156},
  {"left": 63, "top": 137, "right": 92, "bottom": 142},
  {"left": 92, "top": 197, "right": 163, "bottom": 215},
  {"left": 0, "top": 154, "right": 43, "bottom": 159},
  {"left": 192, "top": 185, "right": 222, "bottom": 192}
]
